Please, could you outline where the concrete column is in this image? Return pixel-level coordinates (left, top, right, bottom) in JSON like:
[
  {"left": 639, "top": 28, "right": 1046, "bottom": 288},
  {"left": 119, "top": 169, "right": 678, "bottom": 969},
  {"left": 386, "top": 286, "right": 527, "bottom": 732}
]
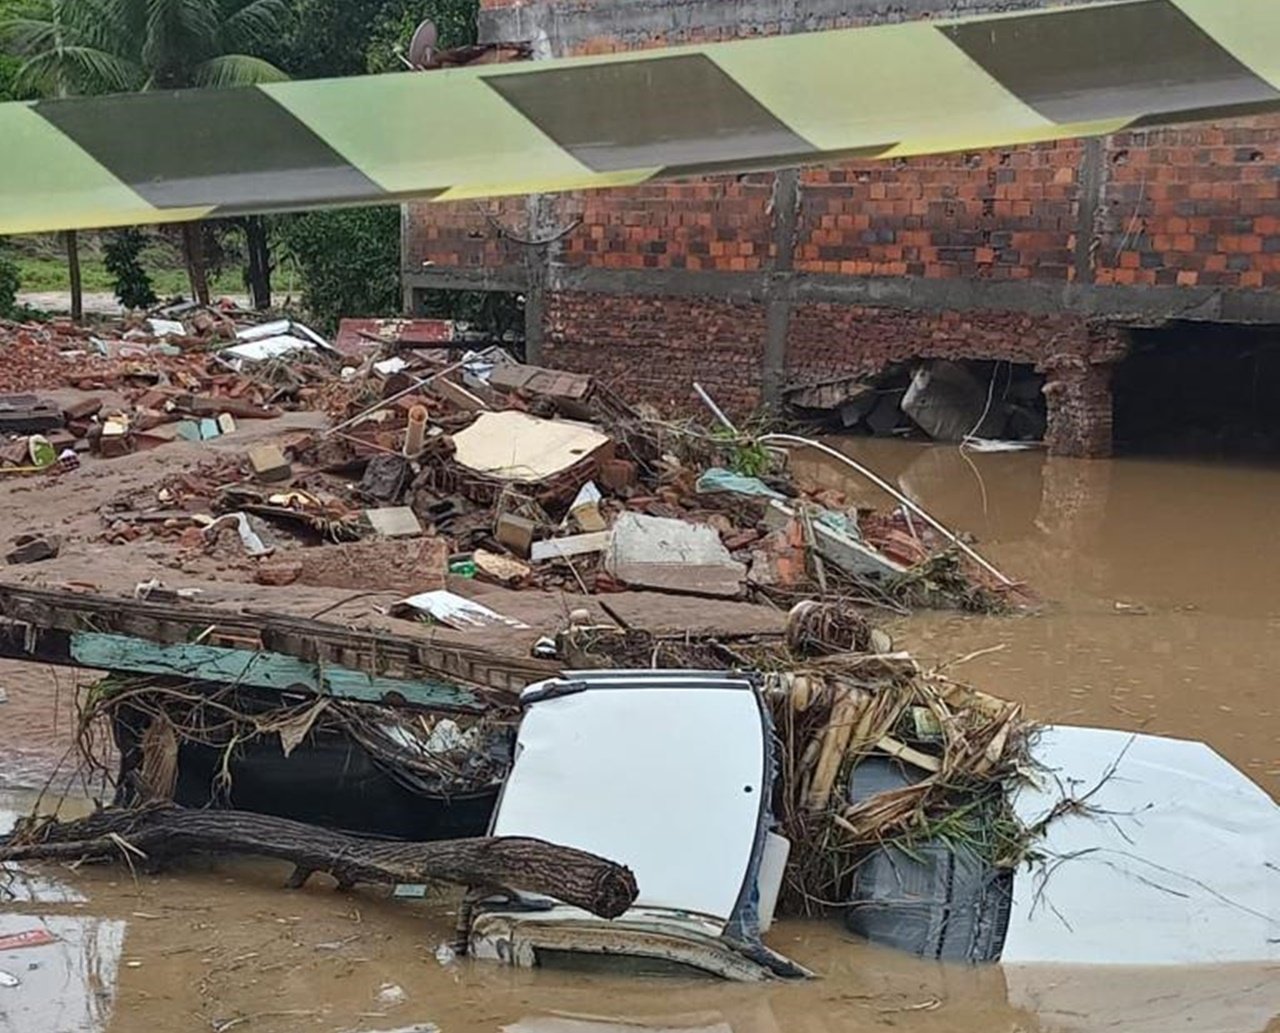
[
  {"left": 762, "top": 168, "right": 800, "bottom": 406},
  {"left": 1073, "top": 137, "right": 1104, "bottom": 285}
]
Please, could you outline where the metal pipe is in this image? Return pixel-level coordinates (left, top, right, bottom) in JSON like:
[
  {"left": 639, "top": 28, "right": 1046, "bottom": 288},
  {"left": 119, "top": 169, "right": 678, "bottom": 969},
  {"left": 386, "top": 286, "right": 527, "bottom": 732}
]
[
  {"left": 404, "top": 404, "right": 428, "bottom": 457},
  {"left": 759, "top": 433, "right": 1017, "bottom": 587},
  {"left": 693, "top": 382, "right": 738, "bottom": 435}
]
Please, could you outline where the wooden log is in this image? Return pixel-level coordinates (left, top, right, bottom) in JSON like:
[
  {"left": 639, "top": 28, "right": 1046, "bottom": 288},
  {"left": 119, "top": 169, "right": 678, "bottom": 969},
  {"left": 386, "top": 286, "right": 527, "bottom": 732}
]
[{"left": 0, "top": 804, "right": 638, "bottom": 920}]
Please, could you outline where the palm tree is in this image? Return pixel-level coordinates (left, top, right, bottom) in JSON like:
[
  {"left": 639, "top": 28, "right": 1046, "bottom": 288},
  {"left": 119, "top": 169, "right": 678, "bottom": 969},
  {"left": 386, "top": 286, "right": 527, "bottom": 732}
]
[{"left": 1, "top": 0, "right": 290, "bottom": 306}]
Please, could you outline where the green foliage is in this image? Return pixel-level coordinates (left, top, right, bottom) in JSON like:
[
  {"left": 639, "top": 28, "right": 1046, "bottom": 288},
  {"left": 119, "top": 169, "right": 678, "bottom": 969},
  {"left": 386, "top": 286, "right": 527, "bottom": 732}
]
[
  {"left": 0, "top": 0, "right": 290, "bottom": 94},
  {"left": 103, "top": 228, "right": 157, "bottom": 310},
  {"left": 0, "top": 0, "right": 30, "bottom": 99},
  {"left": 275, "top": 206, "right": 401, "bottom": 332},
  {"left": 267, "top": 0, "right": 476, "bottom": 79},
  {"left": 0, "top": 247, "right": 18, "bottom": 318},
  {"left": 365, "top": 0, "right": 476, "bottom": 73},
  {"left": 418, "top": 287, "right": 524, "bottom": 341}
]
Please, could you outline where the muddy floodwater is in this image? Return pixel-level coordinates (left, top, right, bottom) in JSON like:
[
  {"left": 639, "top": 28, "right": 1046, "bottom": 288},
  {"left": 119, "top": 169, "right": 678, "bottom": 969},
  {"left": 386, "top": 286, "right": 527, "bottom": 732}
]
[{"left": 1, "top": 441, "right": 1277, "bottom": 1033}]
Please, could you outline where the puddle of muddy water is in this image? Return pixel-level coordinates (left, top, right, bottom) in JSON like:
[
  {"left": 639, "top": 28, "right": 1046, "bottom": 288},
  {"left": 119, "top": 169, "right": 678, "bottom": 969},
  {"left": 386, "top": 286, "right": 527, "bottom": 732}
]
[{"left": 0, "top": 443, "right": 1277, "bottom": 1033}]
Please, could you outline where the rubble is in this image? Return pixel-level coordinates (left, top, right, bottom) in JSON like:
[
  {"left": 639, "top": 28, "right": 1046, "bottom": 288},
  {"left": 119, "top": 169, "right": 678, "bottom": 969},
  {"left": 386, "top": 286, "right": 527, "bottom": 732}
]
[
  {"left": 605, "top": 512, "right": 746, "bottom": 599},
  {"left": 0, "top": 304, "right": 1064, "bottom": 985},
  {"left": 5, "top": 533, "right": 60, "bottom": 565},
  {"left": 784, "top": 359, "right": 1048, "bottom": 446}
]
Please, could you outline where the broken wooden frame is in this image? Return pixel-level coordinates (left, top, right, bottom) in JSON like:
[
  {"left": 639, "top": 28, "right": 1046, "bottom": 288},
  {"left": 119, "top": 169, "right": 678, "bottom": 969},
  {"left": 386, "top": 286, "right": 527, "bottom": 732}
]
[{"left": 0, "top": 583, "right": 554, "bottom": 711}]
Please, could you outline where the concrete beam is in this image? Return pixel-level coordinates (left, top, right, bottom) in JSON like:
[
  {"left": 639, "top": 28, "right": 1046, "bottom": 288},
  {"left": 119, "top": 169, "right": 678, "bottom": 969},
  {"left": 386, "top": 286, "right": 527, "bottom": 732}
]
[
  {"left": 405, "top": 267, "right": 530, "bottom": 295},
  {"left": 480, "top": 0, "right": 1110, "bottom": 49},
  {"left": 407, "top": 262, "right": 1280, "bottom": 326},
  {"left": 545, "top": 263, "right": 770, "bottom": 302}
]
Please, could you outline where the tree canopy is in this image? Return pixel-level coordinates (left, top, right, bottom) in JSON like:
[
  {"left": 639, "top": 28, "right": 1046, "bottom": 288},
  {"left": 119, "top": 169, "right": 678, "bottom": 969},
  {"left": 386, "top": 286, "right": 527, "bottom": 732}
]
[{"left": 1, "top": 0, "right": 290, "bottom": 95}]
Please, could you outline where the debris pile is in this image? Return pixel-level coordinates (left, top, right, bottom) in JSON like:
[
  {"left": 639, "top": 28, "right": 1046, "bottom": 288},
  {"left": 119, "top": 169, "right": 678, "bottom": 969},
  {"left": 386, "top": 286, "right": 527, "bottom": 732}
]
[
  {"left": 0, "top": 305, "right": 1046, "bottom": 982},
  {"left": 0, "top": 301, "right": 1031, "bottom": 607},
  {"left": 785, "top": 359, "right": 1048, "bottom": 447},
  {"left": 0, "top": 307, "right": 339, "bottom": 467}
]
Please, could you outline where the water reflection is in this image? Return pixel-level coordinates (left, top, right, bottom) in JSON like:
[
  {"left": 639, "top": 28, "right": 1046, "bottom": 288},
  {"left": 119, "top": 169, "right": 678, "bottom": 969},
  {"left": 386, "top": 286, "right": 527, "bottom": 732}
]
[
  {"left": 0, "top": 915, "right": 124, "bottom": 1033},
  {"left": 0, "top": 797, "right": 89, "bottom": 904},
  {"left": 495, "top": 964, "right": 1280, "bottom": 1033},
  {"left": 1005, "top": 964, "right": 1280, "bottom": 1033}
]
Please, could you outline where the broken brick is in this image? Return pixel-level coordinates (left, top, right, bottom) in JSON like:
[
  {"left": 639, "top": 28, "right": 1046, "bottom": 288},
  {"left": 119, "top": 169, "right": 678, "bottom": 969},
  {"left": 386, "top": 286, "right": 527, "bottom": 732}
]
[{"left": 248, "top": 444, "right": 292, "bottom": 483}]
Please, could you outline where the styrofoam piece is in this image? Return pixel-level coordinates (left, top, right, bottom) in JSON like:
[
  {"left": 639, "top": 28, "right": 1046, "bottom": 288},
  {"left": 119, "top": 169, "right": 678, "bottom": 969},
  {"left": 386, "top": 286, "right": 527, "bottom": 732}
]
[
  {"left": 374, "top": 356, "right": 409, "bottom": 375},
  {"left": 235, "top": 319, "right": 292, "bottom": 342},
  {"left": 146, "top": 318, "right": 186, "bottom": 337},
  {"left": 1005, "top": 726, "right": 1279, "bottom": 965}
]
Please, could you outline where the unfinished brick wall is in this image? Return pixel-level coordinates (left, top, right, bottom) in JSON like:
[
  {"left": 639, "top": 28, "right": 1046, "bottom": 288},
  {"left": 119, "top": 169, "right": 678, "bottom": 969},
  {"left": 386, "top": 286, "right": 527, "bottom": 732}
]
[
  {"left": 403, "top": 197, "right": 532, "bottom": 271},
  {"left": 1096, "top": 122, "right": 1280, "bottom": 289},
  {"left": 558, "top": 178, "right": 777, "bottom": 271},
  {"left": 403, "top": 1, "right": 1280, "bottom": 457},
  {"left": 797, "top": 144, "right": 1084, "bottom": 281},
  {"left": 544, "top": 293, "right": 768, "bottom": 413}
]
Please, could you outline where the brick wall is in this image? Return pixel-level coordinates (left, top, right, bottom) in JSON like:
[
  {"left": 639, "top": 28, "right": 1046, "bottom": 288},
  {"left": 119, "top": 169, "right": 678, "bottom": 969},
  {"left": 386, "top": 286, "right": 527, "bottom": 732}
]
[
  {"left": 786, "top": 304, "right": 1124, "bottom": 455},
  {"left": 544, "top": 293, "right": 768, "bottom": 412},
  {"left": 404, "top": 1, "right": 1280, "bottom": 457},
  {"left": 404, "top": 197, "right": 531, "bottom": 271},
  {"left": 1096, "top": 122, "right": 1280, "bottom": 290},
  {"left": 796, "top": 144, "right": 1084, "bottom": 282},
  {"left": 559, "top": 177, "right": 776, "bottom": 272},
  {"left": 786, "top": 305, "right": 1090, "bottom": 379},
  {"left": 539, "top": 295, "right": 1124, "bottom": 454}
]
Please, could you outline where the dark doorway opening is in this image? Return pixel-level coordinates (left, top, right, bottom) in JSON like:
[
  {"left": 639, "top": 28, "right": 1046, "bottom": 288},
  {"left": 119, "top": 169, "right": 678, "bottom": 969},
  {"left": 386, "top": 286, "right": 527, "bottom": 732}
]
[{"left": 1113, "top": 323, "right": 1280, "bottom": 459}]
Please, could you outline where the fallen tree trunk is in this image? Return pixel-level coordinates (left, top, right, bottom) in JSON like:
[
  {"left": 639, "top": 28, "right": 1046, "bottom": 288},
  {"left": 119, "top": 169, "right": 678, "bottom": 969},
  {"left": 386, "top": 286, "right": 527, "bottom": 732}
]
[{"left": 0, "top": 804, "right": 638, "bottom": 920}]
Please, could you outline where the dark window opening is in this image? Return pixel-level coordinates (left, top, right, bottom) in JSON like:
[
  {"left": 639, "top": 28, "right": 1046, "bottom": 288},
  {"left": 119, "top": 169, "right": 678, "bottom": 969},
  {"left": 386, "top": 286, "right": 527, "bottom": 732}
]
[{"left": 1113, "top": 323, "right": 1280, "bottom": 459}]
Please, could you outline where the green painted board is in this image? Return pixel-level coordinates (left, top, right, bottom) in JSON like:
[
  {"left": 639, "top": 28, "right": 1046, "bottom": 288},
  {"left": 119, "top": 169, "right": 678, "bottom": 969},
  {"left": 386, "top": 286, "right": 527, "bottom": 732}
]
[{"left": 69, "top": 631, "right": 483, "bottom": 711}]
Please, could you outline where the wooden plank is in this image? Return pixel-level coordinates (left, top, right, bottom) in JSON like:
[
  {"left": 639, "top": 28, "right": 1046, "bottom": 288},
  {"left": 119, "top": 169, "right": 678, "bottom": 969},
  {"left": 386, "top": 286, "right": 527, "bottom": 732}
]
[
  {"left": 68, "top": 632, "right": 483, "bottom": 711},
  {"left": 530, "top": 531, "right": 611, "bottom": 563}
]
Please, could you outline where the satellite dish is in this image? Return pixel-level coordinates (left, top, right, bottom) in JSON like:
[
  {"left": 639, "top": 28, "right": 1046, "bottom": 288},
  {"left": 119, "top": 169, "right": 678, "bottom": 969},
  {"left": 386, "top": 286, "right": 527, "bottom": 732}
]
[{"left": 407, "top": 19, "right": 439, "bottom": 69}]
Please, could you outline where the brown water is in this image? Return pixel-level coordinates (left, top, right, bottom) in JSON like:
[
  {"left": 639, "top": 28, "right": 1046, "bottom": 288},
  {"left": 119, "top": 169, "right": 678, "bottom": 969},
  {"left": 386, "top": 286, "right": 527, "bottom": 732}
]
[
  {"left": 1, "top": 442, "right": 1278, "bottom": 1033},
  {"left": 794, "top": 440, "right": 1280, "bottom": 797}
]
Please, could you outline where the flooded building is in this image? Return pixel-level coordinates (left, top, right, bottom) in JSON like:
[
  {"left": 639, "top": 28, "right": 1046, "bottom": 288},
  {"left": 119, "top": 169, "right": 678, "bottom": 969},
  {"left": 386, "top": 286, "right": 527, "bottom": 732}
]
[{"left": 402, "top": 0, "right": 1280, "bottom": 458}]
